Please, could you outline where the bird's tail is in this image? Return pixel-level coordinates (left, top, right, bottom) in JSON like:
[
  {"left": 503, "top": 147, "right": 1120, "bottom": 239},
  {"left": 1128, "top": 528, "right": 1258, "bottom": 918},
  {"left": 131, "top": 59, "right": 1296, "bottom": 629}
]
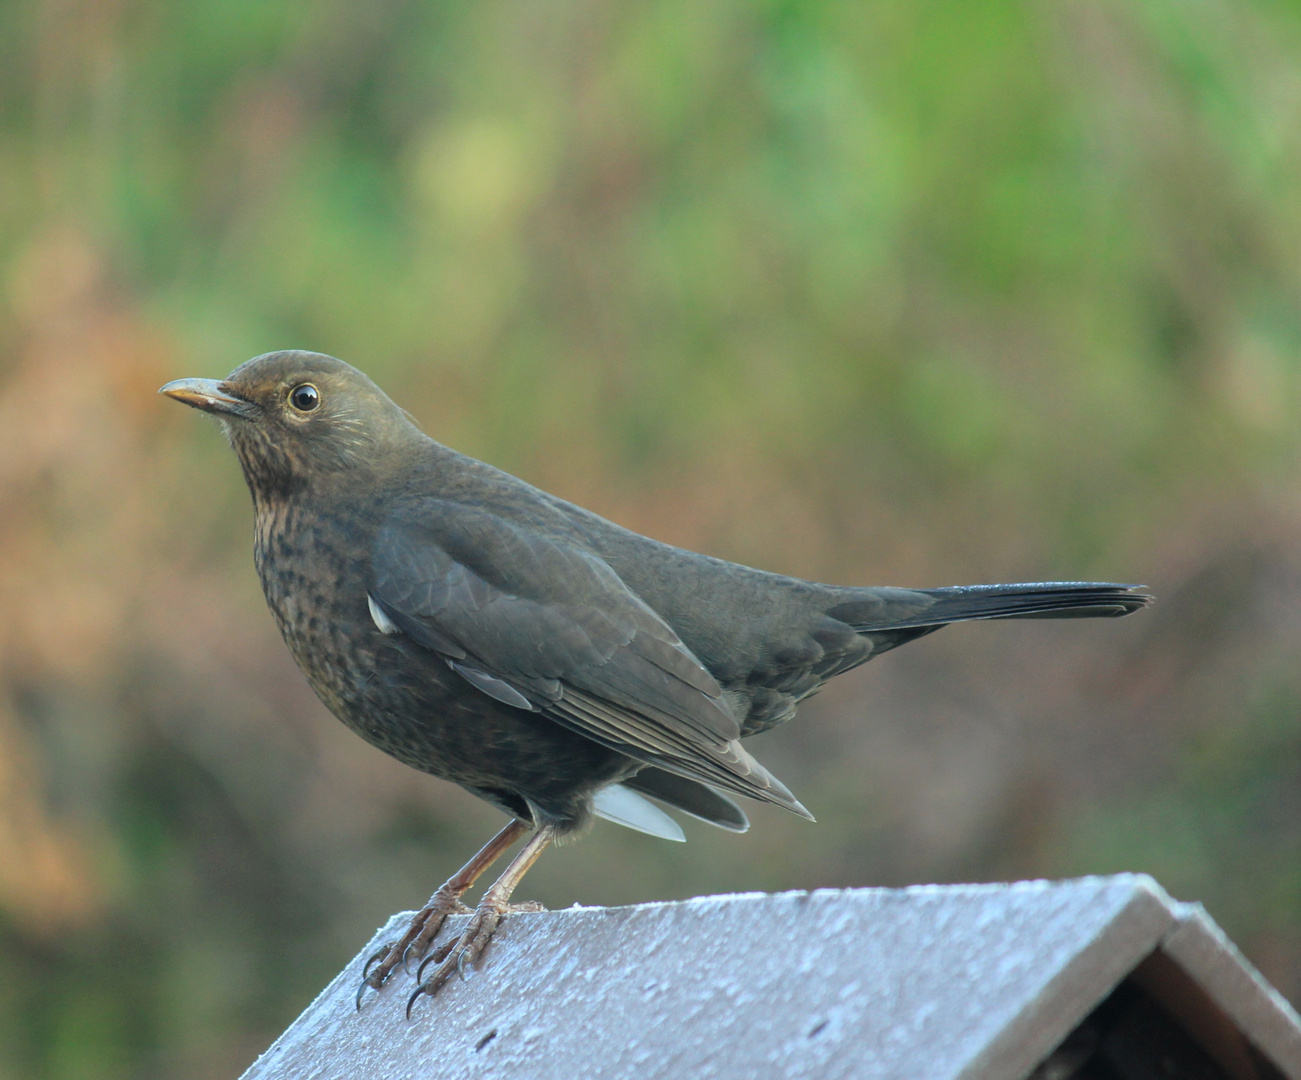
[{"left": 830, "top": 582, "right": 1151, "bottom": 632}]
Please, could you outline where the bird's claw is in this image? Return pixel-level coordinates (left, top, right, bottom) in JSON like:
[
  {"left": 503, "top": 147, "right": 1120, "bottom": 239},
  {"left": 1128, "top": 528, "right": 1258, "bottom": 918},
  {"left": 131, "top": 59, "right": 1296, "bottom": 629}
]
[
  {"left": 356, "top": 941, "right": 396, "bottom": 1009},
  {"left": 403, "top": 901, "right": 503, "bottom": 1009},
  {"left": 361, "top": 942, "right": 392, "bottom": 981},
  {"left": 405, "top": 897, "right": 541, "bottom": 1012},
  {"left": 356, "top": 977, "right": 374, "bottom": 1011},
  {"left": 354, "top": 890, "right": 479, "bottom": 1008},
  {"left": 400, "top": 935, "right": 434, "bottom": 976},
  {"left": 405, "top": 982, "right": 425, "bottom": 1019}
]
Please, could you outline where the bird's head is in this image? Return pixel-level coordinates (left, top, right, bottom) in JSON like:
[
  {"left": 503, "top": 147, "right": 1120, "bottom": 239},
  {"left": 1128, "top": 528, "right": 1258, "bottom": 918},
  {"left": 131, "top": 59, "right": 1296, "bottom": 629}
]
[{"left": 161, "top": 351, "right": 420, "bottom": 495}]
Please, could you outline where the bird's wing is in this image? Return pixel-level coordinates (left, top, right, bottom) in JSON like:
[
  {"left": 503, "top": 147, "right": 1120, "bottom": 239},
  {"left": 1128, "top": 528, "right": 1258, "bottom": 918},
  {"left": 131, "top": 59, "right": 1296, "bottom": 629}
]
[{"left": 370, "top": 500, "right": 807, "bottom": 815}]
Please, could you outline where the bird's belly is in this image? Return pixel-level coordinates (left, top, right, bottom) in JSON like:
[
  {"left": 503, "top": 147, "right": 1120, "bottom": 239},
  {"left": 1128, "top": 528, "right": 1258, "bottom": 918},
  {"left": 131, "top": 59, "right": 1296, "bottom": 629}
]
[
  {"left": 257, "top": 545, "right": 632, "bottom": 827},
  {"left": 331, "top": 633, "right": 636, "bottom": 826}
]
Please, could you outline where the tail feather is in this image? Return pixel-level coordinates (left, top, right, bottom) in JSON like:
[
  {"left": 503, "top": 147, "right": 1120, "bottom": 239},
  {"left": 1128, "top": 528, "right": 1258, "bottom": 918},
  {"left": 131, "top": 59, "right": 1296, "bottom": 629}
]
[
  {"left": 622, "top": 767, "right": 750, "bottom": 833},
  {"left": 591, "top": 784, "right": 686, "bottom": 841},
  {"left": 832, "top": 582, "right": 1152, "bottom": 631}
]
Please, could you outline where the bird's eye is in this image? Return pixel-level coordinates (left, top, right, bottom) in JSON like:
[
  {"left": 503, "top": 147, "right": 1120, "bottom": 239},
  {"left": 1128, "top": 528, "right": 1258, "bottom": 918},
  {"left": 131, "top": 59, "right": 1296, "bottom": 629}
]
[{"left": 288, "top": 383, "right": 320, "bottom": 412}]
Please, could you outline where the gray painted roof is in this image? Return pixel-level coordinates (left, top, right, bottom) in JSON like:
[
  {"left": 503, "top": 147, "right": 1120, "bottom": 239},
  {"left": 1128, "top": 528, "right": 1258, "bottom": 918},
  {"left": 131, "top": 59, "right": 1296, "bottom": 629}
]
[{"left": 241, "top": 875, "right": 1301, "bottom": 1080}]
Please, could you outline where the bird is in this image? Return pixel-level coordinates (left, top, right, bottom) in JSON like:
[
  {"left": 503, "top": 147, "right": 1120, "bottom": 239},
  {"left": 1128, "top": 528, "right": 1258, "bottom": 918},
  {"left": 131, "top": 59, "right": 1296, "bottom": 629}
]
[{"left": 161, "top": 350, "right": 1151, "bottom": 1011}]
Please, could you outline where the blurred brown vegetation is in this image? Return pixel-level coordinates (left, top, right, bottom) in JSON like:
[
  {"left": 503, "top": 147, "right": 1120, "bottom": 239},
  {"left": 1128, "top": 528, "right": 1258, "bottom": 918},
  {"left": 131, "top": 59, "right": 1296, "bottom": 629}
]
[{"left": 1, "top": 0, "right": 1300, "bottom": 1076}]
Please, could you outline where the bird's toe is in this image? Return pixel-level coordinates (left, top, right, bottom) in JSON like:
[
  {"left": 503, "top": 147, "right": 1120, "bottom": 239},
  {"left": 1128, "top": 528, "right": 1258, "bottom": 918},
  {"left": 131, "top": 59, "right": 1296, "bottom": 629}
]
[
  {"left": 408, "top": 897, "right": 532, "bottom": 1011},
  {"left": 356, "top": 888, "right": 477, "bottom": 1007}
]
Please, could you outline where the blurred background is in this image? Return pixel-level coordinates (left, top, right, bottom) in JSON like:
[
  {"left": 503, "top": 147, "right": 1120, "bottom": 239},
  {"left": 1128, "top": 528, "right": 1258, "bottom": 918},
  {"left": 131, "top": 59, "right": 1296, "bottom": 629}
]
[{"left": 2, "top": 0, "right": 1300, "bottom": 1075}]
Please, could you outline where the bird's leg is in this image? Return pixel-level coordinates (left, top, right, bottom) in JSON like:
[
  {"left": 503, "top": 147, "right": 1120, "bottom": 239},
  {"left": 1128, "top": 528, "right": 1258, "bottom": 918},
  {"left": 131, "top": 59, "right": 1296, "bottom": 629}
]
[
  {"left": 408, "top": 823, "right": 555, "bottom": 1011},
  {"left": 358, "top": 818, "right": 530, "bottom": 1003}
]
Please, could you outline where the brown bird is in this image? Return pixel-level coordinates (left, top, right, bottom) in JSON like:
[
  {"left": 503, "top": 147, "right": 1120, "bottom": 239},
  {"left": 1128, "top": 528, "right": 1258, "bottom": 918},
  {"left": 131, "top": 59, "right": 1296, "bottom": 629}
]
[{"left": 161, "top": 351, "right": 1151, "bottom": 1011}]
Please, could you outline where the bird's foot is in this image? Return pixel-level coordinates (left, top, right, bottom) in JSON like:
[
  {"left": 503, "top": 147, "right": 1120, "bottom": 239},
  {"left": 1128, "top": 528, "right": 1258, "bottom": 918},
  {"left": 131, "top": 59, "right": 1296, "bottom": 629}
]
[
  {"left": 355, "top": 819, "right": 536, "bottom": 1010},
  {"left": 356, "top": 885, "right": 473, "bottom": 1007},
  {"left": 406, "top": 897, "right": 544, "bottom": 1013}
]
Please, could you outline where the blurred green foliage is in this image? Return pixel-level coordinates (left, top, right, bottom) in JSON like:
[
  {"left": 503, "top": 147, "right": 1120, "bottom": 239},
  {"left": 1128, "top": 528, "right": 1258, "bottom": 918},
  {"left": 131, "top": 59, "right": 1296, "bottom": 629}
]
[{"left": 1, "top": 0, "right": 1300, "bottom": 1076}]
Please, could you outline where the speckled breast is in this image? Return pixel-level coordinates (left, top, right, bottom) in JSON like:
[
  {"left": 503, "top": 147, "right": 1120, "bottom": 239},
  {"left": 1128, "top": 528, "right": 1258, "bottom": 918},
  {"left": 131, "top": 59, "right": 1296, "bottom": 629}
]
[{"left": 247, "top": 491, "right": 634, "bottom": 826}]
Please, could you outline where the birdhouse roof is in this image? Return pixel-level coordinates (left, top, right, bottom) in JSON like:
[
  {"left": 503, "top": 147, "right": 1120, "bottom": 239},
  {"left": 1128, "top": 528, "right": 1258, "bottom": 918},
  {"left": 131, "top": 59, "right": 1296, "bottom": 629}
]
[{"left": 240, "top": 874, "right": 1301, "bottom": 1079}]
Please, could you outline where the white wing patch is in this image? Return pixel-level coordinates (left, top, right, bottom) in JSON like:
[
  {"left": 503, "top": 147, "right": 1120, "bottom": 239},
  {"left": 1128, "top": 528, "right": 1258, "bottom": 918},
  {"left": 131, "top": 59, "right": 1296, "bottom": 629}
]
[
  {"left": 368, "top": 593, "right": 402, "bottom": 635},
  {"left": 591, "top": 784, "right": 685, "bottom": 842}
]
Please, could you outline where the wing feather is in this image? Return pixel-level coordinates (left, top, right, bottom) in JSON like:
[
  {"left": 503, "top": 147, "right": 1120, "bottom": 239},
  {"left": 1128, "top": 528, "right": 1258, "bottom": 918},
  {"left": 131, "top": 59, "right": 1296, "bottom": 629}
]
[{"left": 370, "top": 501, "right": 806, "bottom": 814}]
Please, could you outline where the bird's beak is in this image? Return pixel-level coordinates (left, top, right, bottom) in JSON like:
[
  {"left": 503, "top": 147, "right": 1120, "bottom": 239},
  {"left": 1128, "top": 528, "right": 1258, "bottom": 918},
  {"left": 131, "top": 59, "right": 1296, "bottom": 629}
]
[{"left": 159, "top": 378, "right": 256, "bottom": 419}]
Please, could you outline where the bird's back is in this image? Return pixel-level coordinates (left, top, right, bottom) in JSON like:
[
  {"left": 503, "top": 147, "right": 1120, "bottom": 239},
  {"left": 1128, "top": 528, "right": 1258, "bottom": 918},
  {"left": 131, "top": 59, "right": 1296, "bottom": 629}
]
[
  {"left": 403, "top": 443, "right": 1146, "bottom": 737},
  {"left": 398, "top": 445, "right": 918, "bottom": 733}
]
